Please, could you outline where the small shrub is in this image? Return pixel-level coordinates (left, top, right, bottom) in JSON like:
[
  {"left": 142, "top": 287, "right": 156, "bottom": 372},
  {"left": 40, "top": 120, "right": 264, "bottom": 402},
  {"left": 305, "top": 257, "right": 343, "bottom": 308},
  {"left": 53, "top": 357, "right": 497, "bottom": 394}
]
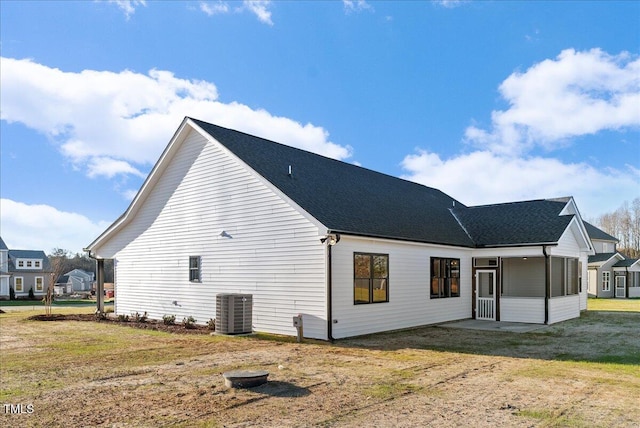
[
  {"left": 9, "top": 287, "right": 15, "bottom": 301},
  {"left": 131, "top": 311, "right": 148, "bottom": 323},
  {"left": 207, "top": 318, "right": 216, "bottom": 331},
  {"left": 182, "top": 316, "right": 197, "bottom": 329},
  {"left": 163, "top": 314, "right": 176, "bottom": 325},
  {"left": 28, "top": 287, "right": 35, "bottom": 300},
  {"left": 117, "top": 314, "right": 130, "bottom": 322}
]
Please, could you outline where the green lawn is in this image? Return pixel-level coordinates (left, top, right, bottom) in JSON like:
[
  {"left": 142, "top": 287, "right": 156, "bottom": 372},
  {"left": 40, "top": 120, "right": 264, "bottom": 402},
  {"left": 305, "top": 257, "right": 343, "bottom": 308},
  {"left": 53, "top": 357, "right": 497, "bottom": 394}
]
[{"left": 588, "top": 297, "right": 640, "bottom": 312}]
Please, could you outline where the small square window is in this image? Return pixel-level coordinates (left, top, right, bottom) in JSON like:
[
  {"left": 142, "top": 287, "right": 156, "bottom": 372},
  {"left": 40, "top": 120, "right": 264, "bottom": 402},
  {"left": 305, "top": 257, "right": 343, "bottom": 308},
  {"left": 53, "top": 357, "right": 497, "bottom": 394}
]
[{"left": 189, "top": 256, "right": 201, "bottom": 282}]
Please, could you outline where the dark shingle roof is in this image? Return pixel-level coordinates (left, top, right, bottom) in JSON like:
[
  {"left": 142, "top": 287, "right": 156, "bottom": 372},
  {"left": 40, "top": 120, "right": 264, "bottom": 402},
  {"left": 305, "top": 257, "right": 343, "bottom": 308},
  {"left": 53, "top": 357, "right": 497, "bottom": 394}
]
[
  {"left": 614, "top": 258, "right": 638, "bottom": 268},
  {"left": 0, "top": 237, "right": 8, "bottom": 251},
  {"left": 194, "top": 119, "right": 475, "bottom": 247},
  {"left": 191, "top": 119, "right": 580, "bottom": 249},
  {"left": 588, "top": 252, "right": 622, "bottom": 264},
  {"left": 584, "top": 222, "right": 618, "bottom": 242},
  {"left": 451, "top": 200, "right": 573, "bottom": 247}
]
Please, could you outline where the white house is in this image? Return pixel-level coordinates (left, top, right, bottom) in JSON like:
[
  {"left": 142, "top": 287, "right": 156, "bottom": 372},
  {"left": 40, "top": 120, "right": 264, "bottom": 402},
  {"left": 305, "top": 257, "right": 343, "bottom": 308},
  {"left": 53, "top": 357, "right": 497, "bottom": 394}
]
[{"left": 86, "top": 118, "right": 595, "bottom": 340}]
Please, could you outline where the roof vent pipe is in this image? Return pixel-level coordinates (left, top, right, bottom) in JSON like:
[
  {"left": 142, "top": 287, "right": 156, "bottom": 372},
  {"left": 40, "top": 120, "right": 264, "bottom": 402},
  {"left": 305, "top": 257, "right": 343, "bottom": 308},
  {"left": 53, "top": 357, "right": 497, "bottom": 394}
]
[{"left": 288, "top": 165, "right": 292, "bottom": 177}]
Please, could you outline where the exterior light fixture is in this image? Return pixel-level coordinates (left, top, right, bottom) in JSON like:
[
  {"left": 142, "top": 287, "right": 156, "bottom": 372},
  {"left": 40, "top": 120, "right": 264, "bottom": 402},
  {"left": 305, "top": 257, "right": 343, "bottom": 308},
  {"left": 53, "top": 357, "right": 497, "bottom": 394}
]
[{"left": 320, "top": 234, "right": 341, "bottom": 245}]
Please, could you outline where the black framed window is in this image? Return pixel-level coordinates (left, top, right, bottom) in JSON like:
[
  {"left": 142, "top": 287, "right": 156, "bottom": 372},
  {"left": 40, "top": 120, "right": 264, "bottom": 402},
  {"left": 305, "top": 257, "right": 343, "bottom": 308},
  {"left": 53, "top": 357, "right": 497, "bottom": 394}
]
[
  {"left": 189, "top": 256, "right": 201, "bottom": 282},
  {"left": 354, "top": 253, "right": 389, "bottom": 304},
  {"left": 431, "top": 257, "right": 460, "bottom": 298}
]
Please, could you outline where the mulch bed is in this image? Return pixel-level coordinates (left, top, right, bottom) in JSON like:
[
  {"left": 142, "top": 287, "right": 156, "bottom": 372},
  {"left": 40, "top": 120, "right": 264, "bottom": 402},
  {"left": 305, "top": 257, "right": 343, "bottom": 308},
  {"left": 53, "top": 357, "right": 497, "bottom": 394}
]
[{"left": 27, "top": 313, "right": 213, "bottom": 335}]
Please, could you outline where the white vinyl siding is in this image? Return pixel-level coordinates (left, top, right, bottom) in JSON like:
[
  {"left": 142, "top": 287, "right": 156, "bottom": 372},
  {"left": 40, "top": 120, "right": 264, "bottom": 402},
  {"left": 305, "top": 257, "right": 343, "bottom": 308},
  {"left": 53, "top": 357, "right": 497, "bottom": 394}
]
[
  {"left": 501, "top": 297, "right": 545, "bottom": 323},
  {"left": 548, "top": 295, "right": 580, "bottom": 324},
  {"left": 97, "top": 129, "right": 327, "bottom": 339},
  {"left": 331, "top": 236, "right": 471, "bottom": 339}
]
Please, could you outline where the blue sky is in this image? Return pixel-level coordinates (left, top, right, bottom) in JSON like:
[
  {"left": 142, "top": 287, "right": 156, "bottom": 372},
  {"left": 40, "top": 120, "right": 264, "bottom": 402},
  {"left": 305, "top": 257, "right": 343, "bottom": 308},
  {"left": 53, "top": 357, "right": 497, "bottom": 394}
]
[{"left": 1, "top": 0, "right": 639, "bottom": 253}]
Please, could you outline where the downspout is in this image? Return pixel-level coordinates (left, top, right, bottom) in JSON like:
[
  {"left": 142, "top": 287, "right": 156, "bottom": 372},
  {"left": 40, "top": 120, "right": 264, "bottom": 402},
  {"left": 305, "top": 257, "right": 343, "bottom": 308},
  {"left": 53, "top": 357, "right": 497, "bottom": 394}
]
[
  {"left": 327, "top": 243, "right": 334, "bottom": 342},
  {"left": 323, "top": 233, "right": 340, "bottom": 342},
  {"left": 543, "top": 245, "right": 550, "bottom": 324}
]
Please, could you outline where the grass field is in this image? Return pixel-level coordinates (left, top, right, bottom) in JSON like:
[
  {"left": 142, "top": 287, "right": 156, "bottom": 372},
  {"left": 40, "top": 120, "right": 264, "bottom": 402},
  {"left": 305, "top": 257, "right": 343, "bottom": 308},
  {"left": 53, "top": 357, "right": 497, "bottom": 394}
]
[
  {"left": 588, "top": 297, "right": 640, "bottom": 312},
  {"left": 1, "top": 301, "right": 638, "bottom": 427}
]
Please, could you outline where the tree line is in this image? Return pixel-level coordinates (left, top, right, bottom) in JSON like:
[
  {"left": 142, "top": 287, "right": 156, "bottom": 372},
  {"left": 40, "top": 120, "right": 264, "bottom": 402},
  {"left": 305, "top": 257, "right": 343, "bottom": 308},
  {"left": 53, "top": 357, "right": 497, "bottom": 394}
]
[{"left": 592, "top": 197, "right": 640, "bottom": 259}]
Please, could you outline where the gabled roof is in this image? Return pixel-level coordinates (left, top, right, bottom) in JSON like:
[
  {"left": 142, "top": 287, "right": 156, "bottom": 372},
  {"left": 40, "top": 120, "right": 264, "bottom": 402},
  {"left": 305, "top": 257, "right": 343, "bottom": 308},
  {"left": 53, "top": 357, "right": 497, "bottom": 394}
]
[
  {"left": 0, "top": 236, "right": 8, "bottom": 251},
  {"left": 192, "top": 118, "right": 476, "bottom": 247},
  {"left": 588, "top": 252, "right": 625, "bottom": 265},
  {"left": 451, "top": 200, "right": 574, "bottom": 247},
  {"left": 614, "top": 258, "right": 639, "bottom": 268},
  {"left": 584, "top": 222, "right": 618, "bottom": 242},
  {"left": 88, "top": 118, "right": 593, "bottom": 252}
]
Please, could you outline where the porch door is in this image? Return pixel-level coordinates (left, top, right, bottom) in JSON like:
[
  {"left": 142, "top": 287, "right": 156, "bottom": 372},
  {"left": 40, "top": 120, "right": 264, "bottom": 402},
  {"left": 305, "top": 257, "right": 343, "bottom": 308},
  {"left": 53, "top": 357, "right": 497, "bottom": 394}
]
[
  {"left": 615, "top": 276, "right": 626, "bottom": 298},
  {"left": 476, "top": 270, "right": 496, "bottom": 320}
]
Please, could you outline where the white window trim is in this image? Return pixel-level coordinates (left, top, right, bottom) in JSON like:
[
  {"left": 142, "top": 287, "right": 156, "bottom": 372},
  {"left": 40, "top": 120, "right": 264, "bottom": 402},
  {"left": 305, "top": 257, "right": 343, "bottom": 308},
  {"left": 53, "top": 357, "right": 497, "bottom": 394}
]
[
  {"left": 15, "top": 258, "right": 43, "bottom": 270},
  {"left": 602, "top": 271, "right": 610, "bottom": 291},
  {"left": 35, "top": 276, "right": 44, "bottom": 292},
  {"left": 15, "top": 276, "right": 24, "bottom": 292}
]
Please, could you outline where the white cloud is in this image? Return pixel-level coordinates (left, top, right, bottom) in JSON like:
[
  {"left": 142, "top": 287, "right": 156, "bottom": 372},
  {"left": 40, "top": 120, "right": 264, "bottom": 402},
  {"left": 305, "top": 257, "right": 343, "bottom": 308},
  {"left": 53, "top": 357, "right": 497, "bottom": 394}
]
[
  {"left": 200, "top": 1, "right": 229, "bottom": 16},
  {"left": 242, "top": 0, "right": 273, "bottom": 26},
  {"left": 401, "top": 150, "right": 640, "bottom": 218},
  {"left": 402, "top": 49, "right": 640, "bottom": 219},
  {"left": 87, "top": 157, "right": 146, "bottom": 179},
  {"left": 433, "top": 0, "right": 466, "bottom": 9},
  {"left": 466, "top": 49, "right": 640, "bottom": 156},
  {"left": 0, "top": 57, "right": 351, "bottom": 180},
  {"left": 0, "top": 199, "right": 111, "bottom": 254},
  {"left": 343, "top": 0, "right": 373, "bottom": 14},
  {"left": 107, "top": 0, "right": 146, "bottom": 19},
  {"left": 198, "top": 1, "right": 273, "bottom": 25}
]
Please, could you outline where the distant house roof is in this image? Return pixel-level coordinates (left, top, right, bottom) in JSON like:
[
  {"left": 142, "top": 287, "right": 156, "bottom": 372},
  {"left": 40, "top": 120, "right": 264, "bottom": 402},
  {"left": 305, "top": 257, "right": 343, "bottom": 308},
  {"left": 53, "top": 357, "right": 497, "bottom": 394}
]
[
  {"left": 584, "top": 222, "right": 618, "bottom": 242},
  {"left": 613, "top": 258, "right": 639, "bottom": 268},
  {"left": 8, "top": 250, "right": 52, "bottom": 272},
  {"left": 0, "top": 236, "right": 8, "bottom": 251},
  {"left": 192, "top": 119, "right": 582, "bottom": 249},
  {"left": 588, "top": 252, "right": 625, "bottom": 265}
]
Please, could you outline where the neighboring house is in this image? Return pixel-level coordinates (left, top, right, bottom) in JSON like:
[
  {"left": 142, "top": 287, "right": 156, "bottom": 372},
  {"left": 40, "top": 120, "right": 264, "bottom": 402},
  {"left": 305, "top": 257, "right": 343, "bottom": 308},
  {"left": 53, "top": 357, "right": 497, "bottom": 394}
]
[
  {"left": 86, "top": 118, "right": 595, "bottom": 340},
  {"left": 0, "top": 237, "right": 10, "bottom": 298},
  {"left": 2, "top": 241, "right": 52, "bottom": 299},
  {"left": 585, "top": 222, "right": 640, "bottom": 298},
  {"left": 55, "top": 269, "right": 94, "bottom": 293},
  {"left": 613, "top": 259, "right": 640, "bottom": 298}
]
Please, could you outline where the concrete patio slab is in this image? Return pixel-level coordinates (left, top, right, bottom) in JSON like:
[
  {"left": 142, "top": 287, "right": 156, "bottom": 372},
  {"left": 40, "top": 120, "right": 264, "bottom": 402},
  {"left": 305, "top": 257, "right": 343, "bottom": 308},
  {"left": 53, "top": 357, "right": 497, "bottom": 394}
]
[{"left": 438, "top": 319, "right": 549, "bottom": 333}]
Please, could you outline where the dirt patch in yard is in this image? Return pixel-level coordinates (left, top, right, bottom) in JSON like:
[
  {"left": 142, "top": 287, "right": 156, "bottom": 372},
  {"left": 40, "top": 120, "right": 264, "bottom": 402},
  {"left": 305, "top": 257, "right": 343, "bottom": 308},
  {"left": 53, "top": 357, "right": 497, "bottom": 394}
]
[{"left": 2, "top": 310, "right": 639, "bottom": 427}]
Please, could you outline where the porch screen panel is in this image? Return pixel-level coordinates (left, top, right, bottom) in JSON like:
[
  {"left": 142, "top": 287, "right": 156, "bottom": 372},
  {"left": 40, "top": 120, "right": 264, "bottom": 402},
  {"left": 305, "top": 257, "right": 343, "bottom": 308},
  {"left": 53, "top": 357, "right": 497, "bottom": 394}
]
[
  {"left": 551, "top": 257, "right": 565, "bottom": 297},
  {"left": 567, "top": 258, "right": 578, "bottom": 295}
]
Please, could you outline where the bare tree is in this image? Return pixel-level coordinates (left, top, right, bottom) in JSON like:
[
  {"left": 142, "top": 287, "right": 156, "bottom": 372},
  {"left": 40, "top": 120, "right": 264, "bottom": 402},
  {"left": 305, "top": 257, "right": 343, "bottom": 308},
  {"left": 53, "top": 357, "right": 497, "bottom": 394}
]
[
  {"left": 596, "top": 197, "right": 640, "bottom": 259},
  {"left": 44, "top": 249, "right": 72, "bottom": 316}
]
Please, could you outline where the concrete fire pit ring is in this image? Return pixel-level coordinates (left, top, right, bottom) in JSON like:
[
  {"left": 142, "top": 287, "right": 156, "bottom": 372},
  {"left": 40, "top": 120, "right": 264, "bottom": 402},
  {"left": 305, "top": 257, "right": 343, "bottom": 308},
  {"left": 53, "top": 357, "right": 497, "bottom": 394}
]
[{"left": 222, "top": 370, "right": 269, "bottom": 388}]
